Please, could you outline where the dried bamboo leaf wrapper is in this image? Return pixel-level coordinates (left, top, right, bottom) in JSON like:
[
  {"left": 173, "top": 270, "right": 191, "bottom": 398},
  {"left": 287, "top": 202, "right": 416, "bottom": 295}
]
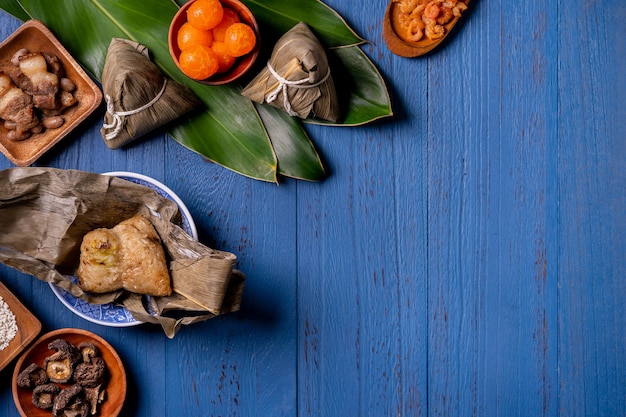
[
  {"left": 0, "top": 167, "right": 175, "bottom": 274},
  {"left": 145, "top": 209, "right": 239, "bottom": 315},
  {"left": 0, "top": 167, "right": 245, "bottom": 337},
  {"left": 122, "top": 270, "right": 245, "bottom": 338},
  {"left": 242, "top": 22, "right": 340, "bottom": 122},
  {"left": 100, "top": 38, "right": 201, "bottom": 149}
]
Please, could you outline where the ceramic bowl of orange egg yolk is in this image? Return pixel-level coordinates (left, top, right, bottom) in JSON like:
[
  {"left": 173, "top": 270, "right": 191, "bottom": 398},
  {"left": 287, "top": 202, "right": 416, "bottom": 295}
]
[{"left": 168, "top": 0, "right": 260, "bottom": 85}]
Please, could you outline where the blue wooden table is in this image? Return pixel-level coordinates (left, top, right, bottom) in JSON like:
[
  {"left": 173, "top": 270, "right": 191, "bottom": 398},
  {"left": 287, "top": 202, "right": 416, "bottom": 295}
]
[{"left": 1, "top": 1, "right": 625, "bottom": 416}]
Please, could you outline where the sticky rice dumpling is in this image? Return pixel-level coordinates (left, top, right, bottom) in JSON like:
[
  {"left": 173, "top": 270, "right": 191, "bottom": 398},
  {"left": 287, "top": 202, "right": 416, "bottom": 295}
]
[
  {"left": 241, "top": 22, "right": 340, "bottom": 122},
  {"left": 100, "top": 38, "right": 201, "bottom": 149}
]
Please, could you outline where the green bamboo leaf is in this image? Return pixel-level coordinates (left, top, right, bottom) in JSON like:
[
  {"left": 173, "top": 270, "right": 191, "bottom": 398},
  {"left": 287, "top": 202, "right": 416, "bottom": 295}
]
[
  {"left": 4, "top": 0, "right": 284, "bottom": 181},
  {"left": 175, "top": 0, "right": 392, "bottom": 127},
  {"left": 14, "top": 0, "right": 122, "bottom": 79},
  {"left": 255, "top": 105, "right": 325, "bottom": 181},
  {"left": 96, "top": 0, "right": 323, "bottom": 181},
  {"left": 308, "top": 46, "right": 393, "bottom": 126},
  {"left": 239, "top": 0, "right": 364, "bottom": 48},
  {"left": 237, "top": 0, "right": 392, "bottom": 126},
  {"left": 0, "top": 0, "right": 28, "bottom": 21},
  {"left": 1, "top": 0, "right": 393, "bottom": 181}
]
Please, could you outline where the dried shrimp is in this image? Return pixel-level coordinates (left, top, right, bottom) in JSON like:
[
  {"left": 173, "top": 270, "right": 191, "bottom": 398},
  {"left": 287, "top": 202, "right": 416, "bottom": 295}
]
[{"left": 392, "top": 0, "right": 467, "bottom": 43}]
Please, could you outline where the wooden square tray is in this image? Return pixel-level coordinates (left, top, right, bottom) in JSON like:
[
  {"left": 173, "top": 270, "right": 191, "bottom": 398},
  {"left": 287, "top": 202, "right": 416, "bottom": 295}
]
[
  {"left": 0, "top": 19, "right": 102, "bottom": 166},
  {"left": 0, "top": 280, "right": 41, "bottom": 372}
]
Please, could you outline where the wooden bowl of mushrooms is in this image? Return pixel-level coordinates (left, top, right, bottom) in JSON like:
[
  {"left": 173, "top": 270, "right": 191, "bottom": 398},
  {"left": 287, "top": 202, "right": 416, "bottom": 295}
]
[{"left": 12, "top": 328, "right": 126, "bottom": 417}]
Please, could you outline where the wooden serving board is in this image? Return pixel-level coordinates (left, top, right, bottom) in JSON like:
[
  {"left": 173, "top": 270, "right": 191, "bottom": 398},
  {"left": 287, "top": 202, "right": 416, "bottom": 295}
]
[
  {"left": 0, "top": 20, "right": 103, "bottom": 166},
  {"left": 0, "top": 280, "right": 42, "bottom": 372}
]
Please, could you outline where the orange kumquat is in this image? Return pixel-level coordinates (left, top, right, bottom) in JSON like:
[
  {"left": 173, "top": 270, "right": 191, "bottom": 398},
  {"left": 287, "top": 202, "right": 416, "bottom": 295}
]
[
  {"left": 210, "top": 41, "right": 237, "bottom": 73},
  {"left": 179, "top": 44, "right": 220, "bottom": 80},
  {"left": 187, "top": 0, "right": 224, "bottom": 31},
  {"left": 211, "top": 8, "right": 240, "bottom": 42},
  {"left": 177, "top": 22, "right": 213, "bottom": 51},
  {"left": 224, "top": 22, "right": 256, "bottom": 57}
]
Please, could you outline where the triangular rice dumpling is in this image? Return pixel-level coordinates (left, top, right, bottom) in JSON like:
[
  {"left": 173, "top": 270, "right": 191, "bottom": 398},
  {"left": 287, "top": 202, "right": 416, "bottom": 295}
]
[
  {"left": 242, "top": 22, "right": 340, "bottom": 122},
  {"left": 100, "top": 38, "right": 201, "bottom": 149}
]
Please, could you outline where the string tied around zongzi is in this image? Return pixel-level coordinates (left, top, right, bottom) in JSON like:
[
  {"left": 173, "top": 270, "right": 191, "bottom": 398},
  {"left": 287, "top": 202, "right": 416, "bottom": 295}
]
[
  {"left": 241, "top": 22, "right": 340, "bottom": 122},
  {"left": 99, "top": 38, "right": 202, "bottom": 149},
  {"left": 102, "top": 79, "right": 168, "bottom": 141},
  {"left": 265, "top": 61, "right": 331, "bottom": 117}
]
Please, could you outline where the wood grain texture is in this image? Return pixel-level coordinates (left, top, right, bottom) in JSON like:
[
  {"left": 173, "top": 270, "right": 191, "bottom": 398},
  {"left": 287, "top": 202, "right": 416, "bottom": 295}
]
[
  {"left": 557, "top": 1, "right": 626, "bottom": 416},
  {"left": 1, "top": 0, "right": 625, "bottom": 416},
  {"left": 0, "top": 282, "right": 41, "bottom": 372}
]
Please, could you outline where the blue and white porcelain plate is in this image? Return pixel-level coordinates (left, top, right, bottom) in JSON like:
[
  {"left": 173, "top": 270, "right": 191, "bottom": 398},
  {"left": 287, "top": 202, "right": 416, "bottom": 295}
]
[{"left": 48, "top": 172, "right": 198, "bottom": 327}]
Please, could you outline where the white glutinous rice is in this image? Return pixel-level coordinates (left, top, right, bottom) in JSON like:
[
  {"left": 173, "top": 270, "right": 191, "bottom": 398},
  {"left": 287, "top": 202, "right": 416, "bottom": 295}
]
[{"left": 0, "top": 295, "right": 18, "bottom": 351}]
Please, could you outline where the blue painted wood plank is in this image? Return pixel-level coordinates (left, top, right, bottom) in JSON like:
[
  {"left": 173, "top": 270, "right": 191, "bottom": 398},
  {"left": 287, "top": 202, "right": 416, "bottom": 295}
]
[
  {"left": 296, "top": 128, "right": 366, "bottom": 416},
  {"left": 423, "top": 0, "right": 562, "bottom": 415},
  {"left": 384, "top": 53, "right": 430, "bottom": 417},
  {"left": 160, "top": 153, "right": 299, "bottom": 417},
  {"left": 1, "top": 0, "right": 625, "bottom": 415},
  {"left": 0, "top": 8, "right": 299, "bottom": 414},
  {"left": 557, "top": 1, "right": 626, "bottom": 416},
  {"left": 296, "top": 1, "right": 430, "bottom": 414}
]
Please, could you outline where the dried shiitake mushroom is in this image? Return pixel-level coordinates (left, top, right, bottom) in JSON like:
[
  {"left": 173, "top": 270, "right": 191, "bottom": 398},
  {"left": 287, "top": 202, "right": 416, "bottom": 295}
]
[
  {"left": 18, "top": 337, "right": 110, "bottom": 416},
  {"left": 84, "top": 384, "right": 107, "bottom": 416},
  {"left": 43, "top": 339, "right": 81, "bottom": 383},
  {"left": 52, "top": 384, "right": 88, "bottom": 417},
  {"left": 77, "top": 342, "right": 100, "bottom": 364},
  {"left": 32, "top": 383, "right": 60, "bottom": 410},
  {"left": 74, "top": 357, "right": 106, "bottom": 388},
  {"left": 17, "top": 363, "right": 49, "bottom": 389}
]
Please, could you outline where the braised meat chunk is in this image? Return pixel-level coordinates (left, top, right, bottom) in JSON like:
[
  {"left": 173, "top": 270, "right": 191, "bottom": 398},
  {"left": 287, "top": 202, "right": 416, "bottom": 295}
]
[{"left": 1, "top": 48, "right": 79, "bottom": 142}]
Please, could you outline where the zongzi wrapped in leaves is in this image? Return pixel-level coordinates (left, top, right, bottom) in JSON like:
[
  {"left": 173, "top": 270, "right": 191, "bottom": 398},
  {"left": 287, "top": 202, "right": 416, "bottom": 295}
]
[
  {"left": 100, "top": 38, "right": 201, "bottom": 149},
  {"left": 242, "top": 22, "right": 340, "bottom": 122}
]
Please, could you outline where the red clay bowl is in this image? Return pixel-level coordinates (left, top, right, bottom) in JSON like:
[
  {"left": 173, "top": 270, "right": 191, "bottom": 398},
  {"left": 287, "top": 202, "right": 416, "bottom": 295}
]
[{"left": 168, "top": 0, "right": 260, "bottom": 85}]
